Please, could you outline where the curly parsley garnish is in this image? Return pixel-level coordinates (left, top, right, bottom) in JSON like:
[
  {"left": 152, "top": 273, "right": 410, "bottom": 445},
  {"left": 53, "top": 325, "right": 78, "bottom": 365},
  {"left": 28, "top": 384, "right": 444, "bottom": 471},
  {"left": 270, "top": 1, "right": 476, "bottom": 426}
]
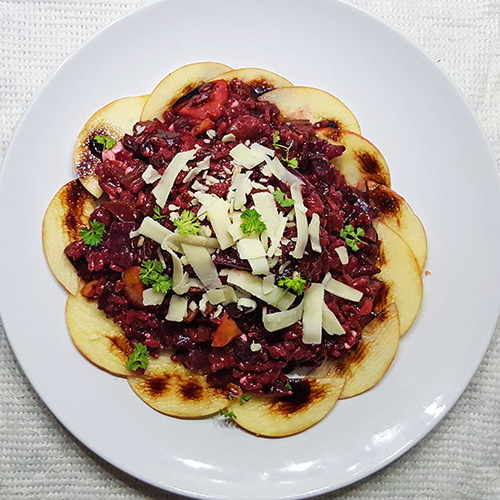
[
  {"left": 273, "top": 187, "right": 295, "bottom": 208},
  {"left": 240, "top": 208, "right": 267, "bottom": 235},
  {"left": 340, "top": 224, "right": 365, "bottom": 251},
  {"left": 139, "top": 259, "right": 173, "bottom": 293},
  {"left": 284, "top": 380, "right": 293, "bottom": 391},
  {"left": 174, "top": 210, "right": 202, "bottom": 235},
  {"left": 152, "top": 205, "right": 166, "bottom": 221},
  {"left": 278, "top": 272, "right": 307, "bottom": 295},
  {"left": 219, "top": 408, "right": 237, "bottom": 420},
  {"left": 79, "top": 220, "right": 106, "bottom": 246},
  {"left": 125, "top": 343, "right": 149, "bottom": 371},
  {"left": 272, "top": 130, "right": 299, "bottom": 169},
  {"left": 93, "top": 134, "right": 116, "bottom": 150}
]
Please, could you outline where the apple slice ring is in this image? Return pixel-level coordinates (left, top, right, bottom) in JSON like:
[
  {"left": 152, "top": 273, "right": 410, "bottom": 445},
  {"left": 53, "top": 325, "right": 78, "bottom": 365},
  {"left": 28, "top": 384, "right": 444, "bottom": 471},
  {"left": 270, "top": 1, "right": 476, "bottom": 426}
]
[
  {"left": 128, "top": 353, "right": 230, "bottom": 418},
  {"left": 42, "top": 180, "right": 95, "bottom": 295},
  {"left": 140, "top": 61, "right": 233, "bottom": 122},
  {"left": 259, "top": 86, "right": 361, "bottom": 135},
  {"left": 315, "top": 127, "right": 391, "bottom": 188},
  {"left": 367, "top": 182, "right": 427, "bottom": 271},
  {"left": 374, "top": 221, "right": 423, "bottom": 336},
  {"left": 66, "top": 294, "right": 133, "bottom": 377},
  {"left": 75, "top": 95, "right": 149, "bottom": 198},
  {"left": 211, "top": 68, "right": 293, "bottom": 94}
]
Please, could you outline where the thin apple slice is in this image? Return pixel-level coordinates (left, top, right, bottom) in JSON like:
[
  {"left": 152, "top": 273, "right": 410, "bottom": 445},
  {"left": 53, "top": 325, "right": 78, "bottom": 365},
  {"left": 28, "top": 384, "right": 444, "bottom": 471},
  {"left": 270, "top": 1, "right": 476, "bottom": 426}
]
[
  {"left": 374, "top": 221, "right": 423, "bottom": 336},
  {"left": 75, "top": 95, "right": 148, "bottom": 198},
  {"left": 128, "top": 353, "right": 229, "bottom": 418},
  {"left": 140, "top": 62, "right": 232, "bottom": 121},
  {"left": 315, "top": 128, "right": 391, "bottom": 188},
  {"left": 212, "top": 68, "right": 292, "bottom": 94},
  {"left": 336, "top": 303, "right": 400, "bottom": 399},
  {"left": 66, "top": 294, "right": 132, "bottom": 376},
  {"left": 43, "top": 180, "right": 95, "bottom": 295},
  {"left": 230, "top": 365, "right": 345, "bottom": 437},
  {"left": 367, "top": 182, "right": 427, "bottom": 271},
  {"left": 259, "top": 86, "right": 361, "bottom": 134}
]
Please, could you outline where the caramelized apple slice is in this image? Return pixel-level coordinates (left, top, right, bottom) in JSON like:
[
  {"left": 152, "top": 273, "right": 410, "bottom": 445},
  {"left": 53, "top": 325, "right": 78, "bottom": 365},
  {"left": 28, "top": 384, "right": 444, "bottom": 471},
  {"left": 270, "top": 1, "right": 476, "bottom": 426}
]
[
  {"left": 128, "top": 353, "right": 229, "bottom": 418},
  {"left": 259, "top": 86, "right": 361, "bottom": 134},
  {"left": 337, "top": 303, "right": 400, "bottom": 398},
  {"left": 43, "top": 180, "right": 95, "bottom": 295},
  {"left": 375, "top": 221, "right": 423, "bottom": 336},
  {"left": 230, "top": 365, "right": 345, "bottom": 437},
  {"left": 140, "top": 62, "right": 232, "bottom": 121},
  {"left": 367, "top": 182, "right": 427, "bottom": 271},
  {"left": 315, "top": 128, "right": 391, "bottom": 188},
  {"left": 66, "top": 294, "right": 132, "bottom": 376},
  {"left": 212, "top": 68, "right": 292, "bottom": 94},
  {"left": 75, "top": 95, "right": 148, "bottom": 197}
]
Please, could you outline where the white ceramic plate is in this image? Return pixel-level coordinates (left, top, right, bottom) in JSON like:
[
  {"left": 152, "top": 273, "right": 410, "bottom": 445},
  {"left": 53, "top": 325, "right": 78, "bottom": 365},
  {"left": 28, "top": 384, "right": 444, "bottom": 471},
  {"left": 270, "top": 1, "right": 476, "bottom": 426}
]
[{"left": 1, "top": 0, "right": 499, "bottom": 498}]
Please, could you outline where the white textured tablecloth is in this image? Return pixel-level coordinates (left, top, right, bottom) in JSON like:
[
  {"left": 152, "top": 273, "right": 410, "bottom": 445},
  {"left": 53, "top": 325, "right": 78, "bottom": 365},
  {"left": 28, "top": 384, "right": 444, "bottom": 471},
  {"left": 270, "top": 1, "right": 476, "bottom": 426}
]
[{"left": 1, "top": 1, "right": 499, "bottom": 498}]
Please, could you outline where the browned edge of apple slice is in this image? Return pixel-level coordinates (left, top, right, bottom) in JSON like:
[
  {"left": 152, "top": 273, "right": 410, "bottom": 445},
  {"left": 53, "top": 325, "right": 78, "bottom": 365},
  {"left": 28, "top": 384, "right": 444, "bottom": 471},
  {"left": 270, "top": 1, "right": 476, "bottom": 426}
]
[
  {"left": 66, "top": 293, "right": 132, "bottom": 377},
  {"left": 128, "top": 353, "right": 230, "bottom": 418},
  {"left": 374, "top": 221, "right": 423, "bottom": 336},
  {"left": 74, "top": 95, "right": 149, "bottom": 198},
  {"left": 335, "top": 303, "right": 400, "bottom": 399},
  {"left": 43, "top": 180, "right": 95, "bottom": 295},
  {"left": 315, "top": 127, "right": 391, "bottom": 189},
  {"left": 229, "top": 364, "right": 345, "bottom": 437},
  {"left": 211, "top": 68, "right": 293, "bottom": 94},
  {"left": 140, "top": 62, "right": 233, "bottom": 122},
  {"left": 367, "top": 182, "right": 427, "bottom": 272},
  {"left": 259, "top": 86, "right": 361, "bottom": 135}
]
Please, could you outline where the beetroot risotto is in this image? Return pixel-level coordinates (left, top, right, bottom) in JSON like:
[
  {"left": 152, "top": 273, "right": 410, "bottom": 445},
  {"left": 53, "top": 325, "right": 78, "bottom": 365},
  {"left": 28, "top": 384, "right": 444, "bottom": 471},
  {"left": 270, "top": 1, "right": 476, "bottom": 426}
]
[{"left": 65, "top": 78, "right": 384, "bottom": 397}]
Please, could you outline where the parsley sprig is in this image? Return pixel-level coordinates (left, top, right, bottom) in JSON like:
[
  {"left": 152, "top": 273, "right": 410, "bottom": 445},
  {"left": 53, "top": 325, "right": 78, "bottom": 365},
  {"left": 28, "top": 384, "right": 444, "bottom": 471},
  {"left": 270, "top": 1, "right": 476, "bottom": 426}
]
[
  {"left": 239, "top": 394, "right": 252, "bottom": 405},
  {"left": 219, "top": 408, "right": 237, "bottom": 420},
  {"left": 278, "top": 272, "right": 307, "bottom": 295},
  {"left": 139, "top": 259, "right": 173, "bottom": 293},
  {"left": 174, "top": 210, "right": 202, "bottom": 235},
  {"left": 285, "top": 380, "right": 293, "bottom": 391},
  {"left": 152, "top": 205, "right": 166, "bottom": 221},
  {"left": 340, "top": 224, "right": 365, "bottom": 251},
  {"left": 273, "top": 187, "right": 295, "bottom": 208},
  {"left": 93, "top": 134, "right": 116, "bottom": 150},
  {"left": 80, "top": 220, "right": 106, "bottom": 246},
  {"left": 240, "top": 208, "right": 267, "bottom": 235},
  {"left": 272, "top": 130, "right": 299, "bottom": 169},
  {"left": 126, "top": 343, "right": 149, "bottom": 371}
]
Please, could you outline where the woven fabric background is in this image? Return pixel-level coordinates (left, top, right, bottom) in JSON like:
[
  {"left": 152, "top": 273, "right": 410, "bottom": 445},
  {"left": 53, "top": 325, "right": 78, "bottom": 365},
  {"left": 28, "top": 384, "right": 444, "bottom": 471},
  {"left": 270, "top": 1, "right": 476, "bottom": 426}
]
[{"left": 1, "top": 1, "right": 499, "bottom": 498}]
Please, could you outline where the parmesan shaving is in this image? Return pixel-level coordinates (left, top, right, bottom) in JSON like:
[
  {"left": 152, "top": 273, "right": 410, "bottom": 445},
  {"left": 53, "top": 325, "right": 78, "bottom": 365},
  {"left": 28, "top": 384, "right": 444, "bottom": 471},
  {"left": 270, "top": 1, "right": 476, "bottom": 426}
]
[
  {"left": 322, "top": 303, "right": 345, "bottom": 335},
  {"left": 142, "top": 288, "right": 165, "bottom": 306},
  {"left": 142, "top": 165, "right": 161, "bottom": 184},
  {"left": 166, "top": 295, "right": 188, "bottom": 322},
  {"left": 290, "top": 183, "right": 308, "bottom": 259},
  {"left": 162, "top": 246, "right": 190, "bottom": 295},
  {"left": 302, "top": 283, "right": 324, "bottom": 344},
  {"left": 335, "top": 246, "right": 349, "bottom": 265},
  {"left": 182, "top": 155, "right": 211, "bottom": 184},
  {"left": 196, "top": 193, "right": 234, "bottom": 249},
  {"left": 165, "top": 233, "right": 220, "bottom": 249},
  {"left": 265, "top": 157, "right": 303, "bottom": 186},
  {"left": 129, "top": 217, "right": 173, "bottom": 244},
  {"left": 237, "top": 297, "right": 257, "bottom": 311},
  {"left": 308, "top": 213, "right": 322, "bottom": 253},
  {"left": 181, "top": 243, "right": 222, "bottom": 289},
  {"left": 262, "top": 301, "right": 304, "bottom": 332},
  {"left": 323, "top": 275, "right": 363, "bottom": 302}
]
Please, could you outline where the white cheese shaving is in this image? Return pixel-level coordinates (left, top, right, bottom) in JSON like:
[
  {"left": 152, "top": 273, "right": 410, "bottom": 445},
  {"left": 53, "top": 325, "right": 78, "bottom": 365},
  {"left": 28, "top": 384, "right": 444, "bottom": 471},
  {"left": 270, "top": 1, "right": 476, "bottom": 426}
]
[
  {"left": 206, "top": 288, "right": 226, "bottom": 304},
  {"left": 250, "top": 342, "right": 262, "bottom": 352},
  {"left": 195, "top": 193, "right": 234, "bottom": 250},
  {"left": 142, "top": 288, "right": 165, "bottom": 306},
  {"left": 308, "top": 213, "right": 322, "bottom": 253},
  {"left": 231, "top": 171, "right": 252, "bottom": 210},
  {"left": 265, "top": 157, "right": 303, "bottom": 186},
  {"left": 236, "top": 238, "right": 266, "bottom": 260},
  {"left": 166, "top": 295, "right": 188, "bottom": 322},
  {"left": 322, "top": 303, "right": 345, "bottom": 335},
  {"left": 182, "top": 155, "right": 211, "bottom": 184},
  {"left": 221, "top": 133, "right": 236, "bottom": 143},
  {"left": 290, "top": 183, "right": 308, "bottom": 259},
  {"left": 229, "top": 143, "right": 269, "bottom": 169},
  {"left": 335, "top": 246, "right": 349, "bottom": 265},
  {"left": 192, "top": 180, "right": 208, "bottom": 192},
  {"left": 129, "top": 216, "right": 173, "bottom": 244},
  {"left": 252, "top": 192, "right": 279, "bottom": 236},
  {"left": 302, "top": 283, "right": 324, "bottom": 344},
  {"left": 181, "top": 243, "right": 222, "bottom": 289},
  {"left": 263, "top": 274, "right": 275, "bottom": 294},
  {"left": 262, "top": 301, "right": 304, "bottom": 332},
  {"left": 227, "top": 212, "right": 244, "bottom": 241},
  {"left": 322, "top": 274, "right": 363, "bottom": 302},
  {"left": 164, "top": 233, "right": 220, "bottom": 249},
  {"left": 237, "top": 297, "right": 257, "bottom": 311},
  {"left": 162, "top": 246, "right": 190, "bottom": 295},
  {"left": 142, "top": 165, "right": 161, "bottom": 184},
  {"left": 206, "top": 129, "right": 216, "bottom": 139},
  {"left": 250, "top": 142, "right": 275, "bottom": 159},
  {"left": 248, "top": 256, "right": 270, "bottom": 275},
  {"left": 156, "top": 249, "right": 167, "bottom": 269},
  {"left": 152, "top": 149, "right": 197, "bottom": 208}
]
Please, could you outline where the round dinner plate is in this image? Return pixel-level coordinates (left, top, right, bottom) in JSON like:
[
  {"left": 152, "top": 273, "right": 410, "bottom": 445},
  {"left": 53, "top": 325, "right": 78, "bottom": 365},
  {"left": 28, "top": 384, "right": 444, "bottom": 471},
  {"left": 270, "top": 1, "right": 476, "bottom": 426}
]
[{"left": 1, "top": 0, "right": 499, "bottom": 498}]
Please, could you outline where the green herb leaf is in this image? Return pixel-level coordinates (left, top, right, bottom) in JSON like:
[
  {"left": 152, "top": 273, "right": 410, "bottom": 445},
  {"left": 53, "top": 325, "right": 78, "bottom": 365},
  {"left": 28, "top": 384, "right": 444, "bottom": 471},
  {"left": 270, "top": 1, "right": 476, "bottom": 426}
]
[
  {"left": 339, "top": 224, "right": 365, "bottom": 252},
  {"left": 285, "top": 380, "right": 292, "bottom": 391},
  {"left": 219, "top": 408, "right": 237, "bottom": 420},
  {"left": 239, "top": 394, "right": 252, "bottom": 406},
  {"left": 174, "top": 210, "right": 202, "bottom": 235},
  {"left": 79, "top": 220, "right": 106, "bottom": 246},
  {"left": 139, "top": 259, "right": 173, "bottom": 293},
  {"left": 272, "top": 130, "right": 281, "bottom": 148},
  {"left": 152, "top": 205, "right": 166, "bottom": 221},
  {"left": 271, "top": 130, "right": 299, "bottom": 169},
  {"left": 273, "top": 187, "right": 295, "bottom": 208},
  {"left": 125, "top": 343, "right": 149, "bottom": 371},
  {"left": 283, "top": 157, "right": 299, "bottom": 169},
  {"left": 278, "top": 272, "right": 307, "bottom": 295},
  {"left": 240, "top": 208, "right": 267, "bottom": 235},
  {"left": 94, "top": 134, "right": 117, "bottom": 150}
]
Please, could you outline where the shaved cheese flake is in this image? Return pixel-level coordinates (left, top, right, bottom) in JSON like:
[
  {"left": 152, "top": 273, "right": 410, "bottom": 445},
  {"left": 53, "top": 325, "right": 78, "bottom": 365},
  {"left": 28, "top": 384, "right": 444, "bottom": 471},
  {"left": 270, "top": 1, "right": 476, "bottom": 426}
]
[
  {"left": 231, "top": 171, "right": 252, "bottom": 210},
  {"left": 250, "top": 342, "right": 262, "bottom": 352},
  {"left": 142, "top": 165, "right": 161, "bottom": 184},
  {"left": 322, "top": 303, "right": 345, "bottom": 335},
  {"left": 263, "top": 301, "right": 304, "bottom": 332},
  {"left": 237, "top": 297, "right": 257, "bottom": 311},
  {"left": 236, "top": 238, "right": 266, "bottom": 259},
  {"left": 166, "top": 295, "right": 188, "bottom": 322},
  {"left": 206, "top": 288, "right": 226, "bottom": 304},
  {"left": 252, "top": 191, "right": 279, "bottom": 235},
  {"left": 227, "top": 212, "right": 244, "bottom": 241},
  {"left": 181, "top": 243, "right": 222, "bottom": 289},
  {"left": 335, "top": 246, "right": 349, "bottom": 265},
  {"left": 162, "top": 246, "right": 190, "bottom": 295},
  {"left": 182, "top": 155, "right": 211, "bottom": 184},
  {"left": 290, "top": 184, "right": 308, "bottom": 259},
  {"left": 142, "top": 288, "right": 165, "bottom": 306},
  {"left": 222, "top": 269, "right": 295, "bottom": 311},
  {"left": 165, "top": 233, "right": 219, "bottom": 249},
  {"left": 263, "top": 274, "right": 274, "bottom": 294},
  {"left": 250, "top": 142, "right": 275, "bottom": 159},
  {"left": 196, "top": 193, "right": 234, "bottom": 249},
  {"left": 229, "top": 143, "right": 268, "bottom": 169},
  {"left": 248, "top": 256, "right": 269, "bottom": 275},
  {"left": 323, "top": 276, "right": 363, "bottom": 302},
  {"left": 267, "top": 215, "right": 287, "bottom": 258},
  {"left": 129, "top": 216, "right": 173, "bottom": 244},
  {"left": 265, "top": 157, "right": 303, "bottom": 186},
  {"left": 152, "top": 149, "right": 197, "bottom": 208},
  {"left": 308, "top": 213, "right": 321, "bottom": 253},
  {"left": 302, "top": 283, "right": 324, "bottom": 344}
]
